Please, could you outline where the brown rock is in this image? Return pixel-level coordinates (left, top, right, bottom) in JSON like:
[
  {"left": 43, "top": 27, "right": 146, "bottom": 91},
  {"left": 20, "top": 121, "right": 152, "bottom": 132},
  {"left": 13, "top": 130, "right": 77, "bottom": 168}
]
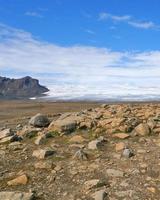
[
  {"left": 153, "top": 127, "right": 160, "bottom": 134},
  {"left": 34, "top": 160, "right": 55, "bottom": 169},
  {"left": 115, "top": 142, "right": 125, "bottom": 151},
  {"left": 34, "top": 134, "right": 46, "bottom": 145},
  {"left": 84, "top": 179, "right": 106, "bottom": 191},
  {"left": 147, "top": 118, "right": 156, "bottom": 130},
  {"left": 134, "top": 123, "right": 150, "bottom": 136},
  {"left": 49, "top": 116, "right": 79, "bottom": 134},
  {"left": 113, "top": 133, "right": 130, "bottom": 139},
  {"left": 0, "top": 135, "right": 19, "bottom": 144},
  {"left": 69, "top": 135, "right": 85, "bottom": 143},
  {"left": 147, "top": 187, "right": 156, "bottom": 193},
  {"left": 7, "top": 174, "right": 28, "bottom": 186},
  {"left": 32, "top": 148, "right": 55, "bottom": 159},
  {"left": 92, "top": 189, "right": 107, "bottom": 200}
]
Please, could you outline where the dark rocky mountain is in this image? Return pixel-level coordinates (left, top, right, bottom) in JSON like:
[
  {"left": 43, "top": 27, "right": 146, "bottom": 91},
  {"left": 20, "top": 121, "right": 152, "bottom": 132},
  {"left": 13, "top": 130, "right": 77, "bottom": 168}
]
[{"left": 0, "top": 76, "right": 49, "bottom": 99}]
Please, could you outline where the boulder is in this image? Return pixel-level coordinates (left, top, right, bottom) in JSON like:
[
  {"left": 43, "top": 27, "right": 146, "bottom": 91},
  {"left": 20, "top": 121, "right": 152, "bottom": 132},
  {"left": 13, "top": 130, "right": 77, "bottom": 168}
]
[
  {"left": 134, "top": 123, "right": 150, "bottom": 136},
  {"left": 49, "top": 116, "right": 78, "bottom": 134},
  {"left": 29, "top": 113, "right": 50, "bottom": 127},
  {"left": 32, "top": 148, "right": 55, "bottom": 159}
]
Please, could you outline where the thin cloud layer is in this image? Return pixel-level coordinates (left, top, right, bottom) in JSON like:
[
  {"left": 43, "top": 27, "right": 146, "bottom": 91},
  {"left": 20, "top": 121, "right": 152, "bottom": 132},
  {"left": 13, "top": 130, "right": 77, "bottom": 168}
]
[
  {"left": 99, "top": 12, "right": 131, "bottom": 22},
  {"left": 99, "top": 12, "right": 158, "bottom": 30},
  {"left": 25, "top": 11, "right": 43, "bottom": 18},
  {"left": 0, "top": 23, "right": 160, "bottom": 100},
  {"left": 128, "top": 21, "right": 155, "bottom": 29}
]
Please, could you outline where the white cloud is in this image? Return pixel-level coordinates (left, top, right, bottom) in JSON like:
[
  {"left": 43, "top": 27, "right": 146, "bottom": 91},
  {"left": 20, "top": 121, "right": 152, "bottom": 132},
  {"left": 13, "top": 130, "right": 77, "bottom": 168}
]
[
  {"left": 99, "top": 12, "right": 131, "bottom": 21},
  {"left": 85, "top": 29, "right": 95, "bottom": 34},
  {"left": 99, "top": 12, "right": 158, "bottom": 30},
  {"left": 1, "top": 23, "right": 160, "bottom": 100},
  {"left": 25, "top": 11, "right": 43, "bottom": 18},
  {"left": 128, "top": 21, "right": 156, "bottom": 29}
]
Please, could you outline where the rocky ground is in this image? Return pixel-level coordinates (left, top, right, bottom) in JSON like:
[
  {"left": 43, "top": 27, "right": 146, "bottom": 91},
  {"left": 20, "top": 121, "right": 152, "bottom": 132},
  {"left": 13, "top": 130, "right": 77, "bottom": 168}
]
[{"left": 1, "top": 103, "right": 160, "bottom": 200}]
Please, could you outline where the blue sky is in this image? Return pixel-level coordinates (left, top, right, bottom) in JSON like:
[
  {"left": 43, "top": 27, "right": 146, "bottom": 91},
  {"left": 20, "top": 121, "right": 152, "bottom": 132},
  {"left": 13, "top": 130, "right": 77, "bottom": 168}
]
[
  {"left": 0, "top": 0, "right": 160, "bottom": 50},
  {"left": 0, "top": 0, "right": 160, "bottom": 100}
]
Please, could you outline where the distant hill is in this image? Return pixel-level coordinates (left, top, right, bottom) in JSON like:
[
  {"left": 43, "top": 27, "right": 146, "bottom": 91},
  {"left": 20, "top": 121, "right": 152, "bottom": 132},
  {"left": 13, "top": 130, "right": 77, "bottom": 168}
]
[{"left": 0, "top": 76, "right": 49, "bottom": 99}]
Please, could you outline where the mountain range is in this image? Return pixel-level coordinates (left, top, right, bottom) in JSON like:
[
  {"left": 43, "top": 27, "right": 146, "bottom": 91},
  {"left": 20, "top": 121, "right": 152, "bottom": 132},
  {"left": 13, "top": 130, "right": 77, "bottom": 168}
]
[{"left": 0, "top": 76, "right": 49, "bottom": 99}]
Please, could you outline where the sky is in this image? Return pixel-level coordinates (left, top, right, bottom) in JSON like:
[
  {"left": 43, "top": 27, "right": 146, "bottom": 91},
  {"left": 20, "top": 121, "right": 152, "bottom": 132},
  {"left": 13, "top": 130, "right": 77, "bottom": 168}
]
[{"left": 0, "top": 0, "right": 160, "bottom": 100}]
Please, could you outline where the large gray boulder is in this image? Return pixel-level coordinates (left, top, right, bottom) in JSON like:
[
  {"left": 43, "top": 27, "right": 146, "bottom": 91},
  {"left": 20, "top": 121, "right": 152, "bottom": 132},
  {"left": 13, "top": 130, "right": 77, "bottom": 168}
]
[
  {"left": 49, "top": 115, "right": 81, "bottom": 134},
  {"left": 29, "top": 113, "right": 50, "bottom": 127}
]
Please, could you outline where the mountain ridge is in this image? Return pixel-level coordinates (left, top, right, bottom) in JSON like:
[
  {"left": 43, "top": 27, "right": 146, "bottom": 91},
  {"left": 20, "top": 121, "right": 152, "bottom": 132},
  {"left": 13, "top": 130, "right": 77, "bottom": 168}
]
[{"left": 0, "top": 76, "right": 49, "bottom": 99}]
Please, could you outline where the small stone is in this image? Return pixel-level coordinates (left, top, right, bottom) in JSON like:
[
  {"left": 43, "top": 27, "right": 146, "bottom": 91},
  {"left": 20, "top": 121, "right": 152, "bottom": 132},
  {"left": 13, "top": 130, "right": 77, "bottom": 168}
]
[
  {"left": 122, "top": 148, "right": 134, "bottom": 158},
  {"left": 84, "top": 179, "right": 106, "bottom": 191},
  {"left": 33, "top": 148, "right": 55, "bottom": 159},
  {"left": 112, "top": 153, "right": 121, "bottom": 159},
  {"left": 73, "top": 149, "right": 88, "bottom": 160},
  {"left": 34, "top": 135, "right": 46, "bottom": 145},
  {"left": 147, "top": 118, "right": 156, "bottom": 130},
  {"left": 115, "top": 142, "right": 125, "bottom": 151},
  {"left": 0, "top": 128, "right": 13, "bottom": 140},
  {"left": 147, "top": 187, "right": 156, "bottom": 193},
  {"left": 92, "top": 190, "right": 107, "bottom": 200},
  {"left": 34, "top": 160, "right": 55, "bottom": 169},
  {"left": 88, "top": 137, "right": 105, "bottom": 150},
  {"left": 113, "top": 133, "right": 130, "bottom": 139},
  {"left": 146, "top": 177, "right": 152, "bottom": 181},
  {"left": 153, "top": 127, "right": 160, "bottom": 134},
  {"left": 106, "top": 169, "right": 124, "bottom": 177},
  {"left": 8, "top": 142, "right": 23, "bottom": 151},
  {"left": 101, "top": 104, "right": 108, "bottom": 108},
  {"left": 69, "top": 135, "right": 85, "bottom": 143},
  {"left": 54, "top": 165, "right": 62, "bottom": 172},
  {"left": 0, "top": 150, "right": 5, "bottom": 158},
  {"left": 140, "top": 163, "right": 148, "bottom": 169},
  {"left": 115, "top": 190, "right": 134, "bottom": 198},
  {"left": 0, "top": 135, "right": 20, "bottom": 144},
  {"left": 7, "top": 174, "right": 28, "bottom": 186}
]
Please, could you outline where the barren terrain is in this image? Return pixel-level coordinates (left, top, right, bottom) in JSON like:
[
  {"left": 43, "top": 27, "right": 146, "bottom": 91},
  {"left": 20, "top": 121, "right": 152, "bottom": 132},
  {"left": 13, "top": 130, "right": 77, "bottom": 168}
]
[
  {"left": 0, "top": 100, "right": 99, "bottom": 127},
  {"left": 0, "top": 101, "right": 160, "bottom": 200}
]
